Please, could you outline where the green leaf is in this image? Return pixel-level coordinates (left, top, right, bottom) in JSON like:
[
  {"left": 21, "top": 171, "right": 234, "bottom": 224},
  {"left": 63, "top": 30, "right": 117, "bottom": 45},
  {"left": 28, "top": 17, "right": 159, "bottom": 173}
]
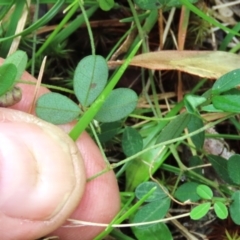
[
  {"left": 156, "top": 112, "right": 192, "bottom": 143},
  {"left": 227, "top": 154, "right": 240, "bottom": 185},
  {"left": 73, "top": 55, "right": 108, "bottom": 107},
  {"left": 187, "top": 115, "right": 205, "bottom": 150},
  {"left": 135, "top": 181, "right": 168, "bottom": 202},
  {"left": 207, "top": 155, "right": 234, "bottom": 184},
  {"left": 0, "top": 63, "right": 17, "bottom": 96},
  {"left": 189, "top": 155, "right": 203, "bottom": 175},
  {"left": 132, "top": 223, "right": 173, "bottom": 240},
  {"left": 230, "top": 191, "right": 240, "bottom": 225},
  {"left": 134, "top": 0, "right": 197, "bottom": 10},
  {"left": 201, "top": 104, "right": 224, "bottom": 112},
  {"left": 212, "top": 68, "right": 240, "bottom": 94},
  {"left": 95, "top": 88, "right": 138, "bottom": 122},
  {"left": 184, "top": 94, "right": 206, "bottom": 113},
  {"left": 213, "top": 89, "right": 240, "bottom": 113},
  {"left": 36, "top": 92, "right": 81, "bottom": 124},
  {"left": 175, "top": 182, "right": 201, "bottom": 202},
  {"left": 134, "top": 0, "right": 164, "bottom": 9},
  {"left": 214, "top": 201, "right": 228, "bottom": 220},
  {"left": 196, "top": 185, "right": 213, "bottom": 200},
  {"left": 98, "top": 121, "right": 121, "bottom": 143},
  {"left": 190, "top": 202, "right": 211, "bottom": 220},
  {"left": 98, "top": 0, "right": 114, "bottom": 11},
  {"left": 122, "top": 127, "right": 143, "bottom": 157},
  {"left": 132, "top": 197, "right": 171, "bottom": 228},
  {"left": 3, "top": 50, "right": 27, "bottom": 81}
]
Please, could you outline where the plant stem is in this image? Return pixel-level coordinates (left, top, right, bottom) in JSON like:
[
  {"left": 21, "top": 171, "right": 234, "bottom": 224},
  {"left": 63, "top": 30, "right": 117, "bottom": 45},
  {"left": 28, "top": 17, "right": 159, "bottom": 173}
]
[{"left": 78, "top": 0, "right": 95, "bottom": 55}]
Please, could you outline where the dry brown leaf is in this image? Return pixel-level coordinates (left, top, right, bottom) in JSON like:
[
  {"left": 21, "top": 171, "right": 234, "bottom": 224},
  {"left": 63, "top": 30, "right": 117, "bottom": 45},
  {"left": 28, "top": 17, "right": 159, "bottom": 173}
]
[{"left": 108, "top": 51, "right": 240, "bottom": 79}]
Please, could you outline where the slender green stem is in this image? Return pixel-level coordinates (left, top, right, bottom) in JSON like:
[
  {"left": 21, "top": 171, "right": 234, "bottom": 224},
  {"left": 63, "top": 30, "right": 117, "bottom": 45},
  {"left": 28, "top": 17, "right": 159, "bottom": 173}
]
[
  {"left": 78, "top": 0, "right": 95, "bottom": 55},
  {"left": 89, "top": 123, "right": 110, "bottom": 167}
]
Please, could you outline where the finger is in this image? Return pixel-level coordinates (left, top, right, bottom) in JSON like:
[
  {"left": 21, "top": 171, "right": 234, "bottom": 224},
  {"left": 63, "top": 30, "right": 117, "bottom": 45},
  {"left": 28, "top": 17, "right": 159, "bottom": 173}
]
[
  {"left": 0, "top": 58, "right": 120, "bottom": 239},
  {"left": 0, "top": 108, "right": 86, "bottom": 240},
  {"left": 51, "top": 127, "right": 120, "bottom": 240}
]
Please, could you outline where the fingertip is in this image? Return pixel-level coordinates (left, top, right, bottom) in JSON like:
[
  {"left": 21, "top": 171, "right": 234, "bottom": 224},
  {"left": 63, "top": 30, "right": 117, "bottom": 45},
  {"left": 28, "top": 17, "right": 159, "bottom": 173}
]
[{"left": 51, "top": 132, "right": 120, "bottom": 240}]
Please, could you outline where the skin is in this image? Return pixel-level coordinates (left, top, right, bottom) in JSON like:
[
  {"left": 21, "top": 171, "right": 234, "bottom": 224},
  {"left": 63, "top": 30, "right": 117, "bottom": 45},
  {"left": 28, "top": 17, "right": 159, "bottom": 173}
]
[{"left": 0, "top": 59, "right": 120, "bottom": 240}]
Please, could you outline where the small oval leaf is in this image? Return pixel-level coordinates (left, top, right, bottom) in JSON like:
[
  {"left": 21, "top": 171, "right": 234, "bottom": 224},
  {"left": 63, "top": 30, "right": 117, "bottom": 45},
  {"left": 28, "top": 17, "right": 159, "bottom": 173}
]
[
  {"left": 135, "top": 181, "right": 168, "bottom": 202},
  {"left": 0, "top": 63, "right": 17, "bottom": 96},
  {"left": 187, "top": 115, "right": 205, "bottom": 150},
  {"left": 190, "top": 202, "right": 211, "bottom": 220},
  {"left": 213, "top": 89, "right": 240, "bottom": 113},
  {"left": 207, "top": 155, "right": 234, "bottom": 184},
  {"left": 95, "top": 88, "right": 138, "bottom": 122},
  {"left": 212, "top": 68, "right": 240, "bottom": 94},
  {"left": 227, "top": 154, "right": 240, "bottom": 185},
  {"left": 98, "top": 0, "right": 114, "bottom": 11},
  {"left": 132, "top": 223, "right": 173, "bottom": 240},
  {"left": 98, "top": 121, "right": 121, "bottom": 143},
  {"left": 133, "top": 197, "right": 171, "bottom": 228},
  {"left": 73, "top": 55, "right": 108, "bottom": 107},
  {"left": 36, "top": 92, "right": 81, "bottom": 124},
  {"left": 230, "top": 191, "right": 240, "bottom": 225},
  {"left": 134, "top": 0, "right": 163, "bottom": 10},
  {"left": 197, "top": 185, "right": 213, "bottom": 200},
  {"left": 214, "top": 201, "right": 228, "bottom": 220},
  {"left": 122, "top": 127, "right": 143, "bottom": 157},
  {"left": 3, "top": 50, "right": 28, "bottom": 81},
  {"left": 175, "top": 182, "right": 201, "bottom": 202}
]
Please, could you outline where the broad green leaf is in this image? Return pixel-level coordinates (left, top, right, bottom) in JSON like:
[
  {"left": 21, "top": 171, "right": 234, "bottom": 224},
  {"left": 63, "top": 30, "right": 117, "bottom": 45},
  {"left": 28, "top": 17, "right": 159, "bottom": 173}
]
[
  {"left": 135, "top": 181, "right": 168, "bottom": 202},
  {"left": 122, "top": 127, "right": 143, "bottom": 157},
  {"left": 125, "top": 145, "right": 168, "bottom": 191},
  {"left": 190, "top": 202, "right": 211, "bottom": 220},
  {"left": 214, "top": 201, "right": 228, "bottom": 220},
  {"left": 213, "top": 89, "right": 240, "bottom": 113},
  {"left": 3, "top": 50, "right": 27, "bottom": 81},
  {"left": 36, "top": 92, "right": 81, "bottom": 124},
  {"left": 212, "top": 69, "right": 240, "bottom": 94},
  {"left": 229, "top": 191, "right": 240, "bottom": 225},
  {"left": 156, "top": 112, "right": 192, "bottom": 143},
  {"left": 227, "top": 154, "right": 240, "bottom": 185},
  {"left": 184, "top": 94, "right": 206, "bottom": 113},
  {"left": 73, "top": 55, "right": 108, "bottom": 107},
  {"left": 132, "top": 197, "right": 171, "bottom": 228},
  {"left": 187, "top": 114, "right": 205, "bottom": 150},
  {"left": 197, "top": 185, "right": 213, "bottom": 200},
  {"left": 207, "top": 155, "right": 234, "bottom": 184},
  {"left": 98, "top": 121, "right": 121, "bottom": 143},
  {"left": 98, "top": 0, "right": 114, "bottom": 11},
  {"left": 95, "top": 88, "right": 138, "bottom": 122},
  {"left": 0, "top": 63, "right": 17, "bottom": 96},
  {"left": 201, "top": 104, "right": 224, "bottom": 112},
  {"left": 132, "top": 223, "right": 173, "bottom": 240},
  {"left": 189, "top": 155, "right": 203, "bottom": 175},
  {"left": 175, "top": 182, "right": 200, "bottom": 202}
]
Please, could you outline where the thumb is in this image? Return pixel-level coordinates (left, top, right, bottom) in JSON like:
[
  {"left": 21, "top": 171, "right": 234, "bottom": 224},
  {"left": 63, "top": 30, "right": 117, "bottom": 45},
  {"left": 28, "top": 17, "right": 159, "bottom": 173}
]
[{"left": 0, "top": 108, "right": 86, "bottom": 240}]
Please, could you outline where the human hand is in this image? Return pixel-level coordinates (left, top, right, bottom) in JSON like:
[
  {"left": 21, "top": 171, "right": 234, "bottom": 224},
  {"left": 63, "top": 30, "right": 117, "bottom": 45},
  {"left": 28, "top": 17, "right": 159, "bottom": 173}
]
[{"left": 0, "top": 59, "right": 120, "bottom": 240}]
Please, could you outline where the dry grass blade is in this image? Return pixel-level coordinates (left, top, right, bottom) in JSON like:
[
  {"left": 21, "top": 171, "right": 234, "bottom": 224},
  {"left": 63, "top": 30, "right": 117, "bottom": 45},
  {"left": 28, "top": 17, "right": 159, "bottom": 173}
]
[{"left": 108, "top": 50, "right": 240, "bottom": 79}]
